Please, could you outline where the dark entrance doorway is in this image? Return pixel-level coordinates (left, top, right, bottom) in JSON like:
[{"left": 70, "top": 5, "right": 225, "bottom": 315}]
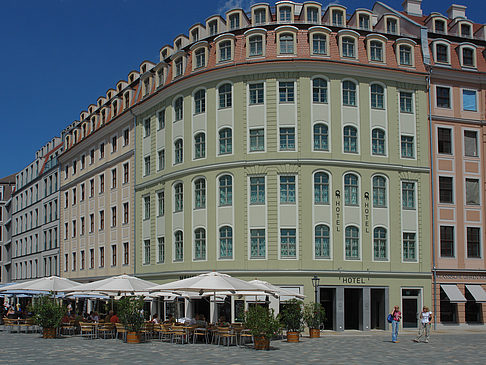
[
  {"left": 439, "top": 287, "right": 457, "bottom": 323},
  {"left": 193, "top": 298, "right": 210, "bottom": 322},
  {"left": 344, "top": 288, "right": 362, "bottom": 330},
  {"left": 371, "top": 289, "right": 386, "bottom": 329},
  {"left": 465, "top": 288, "right": 481, "bottom": 323},
  {"left": 320, "top": 287, "right": 335, "bottom": 330},
  {"left": 402, "top": 288, "right": 420, "bottom": 328}
]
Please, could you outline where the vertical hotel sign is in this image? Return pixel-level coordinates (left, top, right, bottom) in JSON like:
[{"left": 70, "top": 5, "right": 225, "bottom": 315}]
[
  {"left": 335, "top": 190, "right": 370, "bottom": 232},
  {"left": 335, "top": 190, "right": 341, "bottom": 231}
]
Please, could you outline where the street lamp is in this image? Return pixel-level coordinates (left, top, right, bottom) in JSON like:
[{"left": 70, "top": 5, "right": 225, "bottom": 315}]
[{"left": 312, "top": 275, "right": 320, "bottom": 304}]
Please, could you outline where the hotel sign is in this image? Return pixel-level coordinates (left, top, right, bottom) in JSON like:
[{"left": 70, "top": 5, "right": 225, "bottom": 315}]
[{"left": 334, "top": 190, "right": 371, "bottom": 233}]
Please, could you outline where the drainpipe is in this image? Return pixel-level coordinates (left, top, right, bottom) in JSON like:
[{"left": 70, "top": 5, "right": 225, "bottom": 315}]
[
  {"left": 426, "top": 65, "right": 437, "bottom": 330},
  {"left": 129, "top": 108, "right": 137, "bottom": 276}
]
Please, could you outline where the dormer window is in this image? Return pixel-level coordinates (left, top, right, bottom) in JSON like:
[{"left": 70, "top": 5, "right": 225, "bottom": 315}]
[
  {"left": 279, "top": 33, "right": 294, "bottom": 54},
  {"left": 249, "top": 35, "right": 263, "bottom": 56},
  {"left": 332, "top": 10, "right": 344, "bottom": 26},
  {"left": 386, "top": 18, "right": 397, "bottom": 34},
  {"left": 219, "top": 40, "right": 232, "bottom": 62},
  {"left": 112, "top": 101, "right": 117, "bottom": 117},
  {"left": 280, "top": 6, "right": 291, "bottom": 22},
  {"left": 144, "top": 78, "right": 150, "bottom": 96},
  {"left": 435, "top": 43, "right": 449, "bottom": 63},
  {"left": 175, "top": 39, "right": 181, "bottom": 50},
  {"left": 209, "top": 21, "right": 218, "bottom": 36},
  {"left": 192, "top": 29, "right": 199, "bottom": 42},
  {"left": 307, "top": 7, "right": 318, "bottom": 23},
  {"left": 101, "top": 110, "right": 106, "bottom": 124},
  {"left": 399, "top": 45, "right": 412, "bottom": 65},
  {"left": 342, "top": 37, "right": 355, "bottom": 58},
  {"left": 461, "top": 23, "right": 471, "bottom": 38},
  {"left": 254, "top": 9, "right": 266, "bottom": 25},
  {"left": 229, "top": 14, "right": 239, "bottom": 30},
  {"left": 359, "top": 14, "right": 370, "bottom": 30},
  {"left": 195, "top": 48, "right": 206, "bottom": 68},
  {"left": 124, "top": 92, "right": 130, "bottom": 109},
  {"left": 461, "top": 46, "right": 476, "bottom": 67},
  {"left": 312, "top": 34, "right": 327, "bottom": 55},
  {"left": 370, "top": 41, "right": 383, "bottom": 62},
  {"left": 175, "top": 58, "right": 183, "bottom": 76},
  {"left": 434, "top": 19, "right": 446, "bottom": 34}
]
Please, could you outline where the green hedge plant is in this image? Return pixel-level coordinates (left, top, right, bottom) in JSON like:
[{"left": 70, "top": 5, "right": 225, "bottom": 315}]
[
  {"left": 30, "top": 295, "right": 66, "bottom": 329},
  {"left": 303, "top": 302, "right": 326, "bottom": 329},
  {"left": 118, "top": 296, "right": 145, "bottom": 332},
  {"left": 279, "top": 299, "right": 304, "bottom": 333},
  {"left": 243, "top": 305, "right": 281, "bottom": 339}
]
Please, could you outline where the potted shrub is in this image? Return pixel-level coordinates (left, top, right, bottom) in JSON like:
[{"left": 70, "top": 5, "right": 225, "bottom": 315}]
[
  {"left": 243, "top": 305, "right": 281, "bottom": 350},
  {"left": 118, "top": 296, "right": 145, "bottom": 343},
  {"left": 303, "top": 302, "right": 326, "bottom": 338},
  {"left": 30, "top": 295, "right": 66, "bottom": 339},
  {"left": 279, "top": 299, "right": 303, "bottom": 342}
]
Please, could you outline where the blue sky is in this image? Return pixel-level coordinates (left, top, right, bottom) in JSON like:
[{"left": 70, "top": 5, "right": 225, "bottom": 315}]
[{"left": 0, "top": 0, "right": 484, "bottom": 178}]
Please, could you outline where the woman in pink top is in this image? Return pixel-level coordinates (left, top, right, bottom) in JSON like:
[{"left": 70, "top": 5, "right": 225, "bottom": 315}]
[{"left": 391, "top": 305, "right": 402, "bottom": 343}]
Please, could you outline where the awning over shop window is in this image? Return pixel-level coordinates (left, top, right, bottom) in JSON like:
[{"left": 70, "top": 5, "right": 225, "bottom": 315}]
[
  {"left": 441, "top": 284, "right": 466, "bottom": 303},
  {"left": 465, "top": 285, "right": 486, "bottom": 303}
]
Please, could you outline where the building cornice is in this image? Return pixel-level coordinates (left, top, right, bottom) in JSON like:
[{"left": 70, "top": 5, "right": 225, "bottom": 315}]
[{"left": 431, "top": 115, "right": 486, "bottom": 126}]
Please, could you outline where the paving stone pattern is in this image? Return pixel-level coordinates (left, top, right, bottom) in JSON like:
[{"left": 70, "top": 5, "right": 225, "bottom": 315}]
[{"left": 0, "top": 330, "right": 485, "bottom": 364}]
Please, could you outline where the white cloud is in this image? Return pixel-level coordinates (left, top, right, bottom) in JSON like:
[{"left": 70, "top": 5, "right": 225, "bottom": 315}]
[{"left": 217, "top": 0, "right": 259, "bottom": 15}]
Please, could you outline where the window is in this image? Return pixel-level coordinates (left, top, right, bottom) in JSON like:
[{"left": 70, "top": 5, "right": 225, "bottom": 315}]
[
  {"left": 464, "top": 130, "right": 478, "bottom": 157},
  {"left": 123, "top": 163, "right": 129, "bottom": 183},
  {"left": 342, "top": 37, "right": 355, "bottom": 58},
  {"left": 280, "top": 176, "right": 296, "bottom": 204},
  {"left": 279, "top": 6, "right": 291, "bottom": 22},
  {"left": 194, "top": 89, "right": 206, "bottom": 114},
  {"left": 250, "top": 177, "right": 265, "bottom": 204},
  {"left": 90, "top": 149, "right": 95, "bottom": 164},
  {"left": 174, "top": 183, "right": 183, "bottom": 212},
  {"left": 435, "top": 19, "right": 445, "bottom": 33},
  {"left": 174, "top": 139, "right": 183, "bottom": 164},
  {"left": 279, "top": 81, "right": 294, "bottom": 103},
  {"left": 99, "top": 174, "right": 104, "bottom": 194},
  {"left": 462, "top": 47, "right": 474, "bottom": 67},
  {"left": 332, "top": 10, "right": 343, "bottom": 26},
  {"left": 307, "top": 7, "right": 318, "bottom": 23},
  {"left": 144, "top": 156, "right": 151, "bottom": 176},
  {"left": 249, "top": 129, "right": 264, "bottom": 151},
  {"left": 194, "top": 133, "right": 205, "bottom": 159},
  {"left": 111, "top": 135, "right": 117, "bottom": 153},
  {"left": 219, "top": 40, "right": 232, "bottom": 62},
  {"left": 466, "top": 179, "right": 479, "bottom": 205},
  {"left": 313, "top": 123, "right": 329, "bottom": 151},
  {"left": 461, "top": 23, "right": 471, "bottom": 37},
  {"left": 343, "top": 126, "right": 358, "bottom": 153},
  {"left": 209, "top": 20, "right": 217, "bottom": 36},
  {"left": 403, "top": 232, "right": 416, "bottom": 261},
  {"left": 314, "top": 172, "right": 329, "bottom": 204},
  {"left": 123, "top": 242, "right": 129, "bottom": 265},
  {"left": 174, "top": 97, "right": 183, "bottom": 121},
  {"left": 194, "top": 228, "right": 206, "bottom": 260},
  {"left": 157, "top": 237, "right": 165, "bottom": 263},
  {"left": 372, "top": 129, "right": 385, "bottom": 156},
  {"left": 99, "top": 210, "right": 104, "bottom": 230},
  {"left": 144, "top": 119, "right": 151, "bottom": 137},
  {"left": 436, "top": 44, "right": 449, "bottom": 63},
  {"left": 373, "top": 227, "right": 387, "bottom": 260},
  {"left": 463, "top": 90, "right": 477, "bottom": 111},
  {"left": 123, "top": 202, "right": 129, "bottom": 223},
  {"left": 399, "top": 45, "right": 412, "bottom": 66},
  {"left": 219, "top": 175, "right": 232, "bottom": 206},
  {"left": 400, "top": 92, "right": 413, "bottom": 113},
  {"left": 402, "top": 182, "right": 415, "bottom": 209},
  {"left": 219, "top": 84, "right": 232, "bottom": 108},
  {"left": 174, "top": 231, "right": 184, "bottom": 261},
  {"left": 80, "top": 183, "right": 85, "bottom": 201},
  {"left": 373, "top": 176, "right": 387, "bottom": 207},
  {"left": 89, "top": 248, "right": 94, "bottom": 269},
  {"left": 386, "top": 18, "right": 397, "bottom": 34},
  {"left": 280, "top": 228, "right": 296, "bottom": 258},
  {"left": 279, "top": 127, "right": 295, "bottom": 151},
  {"left": 249, "top": 83, "right": 264, "bottom": 104},
  {"left": 439, "top": 176, "right": 453, "bottom": 203},
  {"left": 72, "top": 252, "right": 76, "bottom": 271},
  {"left": 436, "top": 87, "right": 450, "bottom": 108},
  {"left": 313, "top": 78, "right": 328, "bottom": 103},
  {"left": 144, "top": 196, "right": 151, "bottom": 220},
  {"left": 123, "top": 128, "right": 130, "bottom": 145},
  {"left": 158, "top": 150, "right": 165, "bottom": 171},
  {"left": 344, "top": 174, "right": 358, "bottom": 206},
  {"left": 175, "top": 58, "right": 183, "bottom": 76},
  {"left": 249, "top": 35, "right": 263, "bottom": 56},
  {"left": 314, "top": 225, "right": 330, "bottom": 259},
  {"left": 99, "top": 143, "right": 105, "bottom": 159},
  {"left": 370, "top": 41, "right": 383, "bottom": 62},
  {"left": 111, "top": 206, "right": 116, "bottom": 227},
  {"left": 342, "top": 81, "right": 356, "bottom": 106},
  {"left": 254, "top": 9, "right": 266, "bottom": 25},
  {"left": 72, "top": 220, "right": 76, "bottom": 237},
  {"left": 143, "top": 240, "right": 150, "bottom": 264},
  {"left": 440, "top": 226, "right": 454, "bottom": 257},
  {"left": 111, "top": 245, "right": 117, "bottom": 266},
  {"left": 279, "top": 33, "right": 294, "bottom": 54},
  {"left": 229, "top": 13, "right": 239, "bottom": 29},
  {"left": 312, "top": 34, "right": 326, "bottom": 55},
  {"left": 250, "top": 229, "right": 265, "bottom": 259},
  {"left": 359, "top": 14, "right": 370, "bottom": 30},
  {"left": 194, "top": 179, "right": 206, "bottom": 209},
  {"left": 219, "top": 226, "right": 233, "bottom": 259},
  {"left": 437, "top": 128, "right": 452, "bottom": 154},
  {"left": 467, "top": 227, "right": 481, "bottom": 258},
  {"left": 219, "top": 128, "right": 232, "bottom": 155},
  {"left": 345, "top": 226, "right": 359, "bottom": 260},
  {"left": 111, "top": 169, "right": 117, "bottom": 189},
  {"left": 89, "top": 214, "right": 94, "bottom": 233},
  {"left": 371, "top": 84, "right": 384, "bottom": 109}
]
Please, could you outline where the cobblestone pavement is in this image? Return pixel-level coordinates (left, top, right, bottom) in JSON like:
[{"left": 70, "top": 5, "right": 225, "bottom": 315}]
[{"left": 0, "top": 329, "right": 485, "bottom": 364}]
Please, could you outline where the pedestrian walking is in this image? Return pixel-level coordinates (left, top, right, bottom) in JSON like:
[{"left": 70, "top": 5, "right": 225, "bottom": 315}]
[
  {"left": 391, "top": 305, "right": 402, "bottom": 343},
  {"left": 414, "top": 306, "right": 433, "bottom": 343}
]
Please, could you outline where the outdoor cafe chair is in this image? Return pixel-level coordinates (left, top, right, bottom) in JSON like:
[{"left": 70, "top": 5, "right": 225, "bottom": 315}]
[
  {"left": 79, "top": 322, "right": 95, "bottom": 339},
  {"left": 217, "top": 327, "right": 237, "bottom": 347},
  {"left": 239, "top": 329, "right": 253, "bottom": 346},
  {"left": 61, "top": 320, "right": 76, "bottom": 336},
  {"left": 170, "top": 325, "right": 187, "bottom": 344},
  {"left": 115, "top": 323, "right": 127, "bottom": 342},
  {"left": 157, "top": 323, "right": 172, "bottom": 342},
  {"left": 192, "top": 327, "right": 209, "bottom": 344},
  {"left": 141, "top": 322, "right": 154, "bottom": 341},
  {"left": 2, "top": 318, "right": 16, "bottom": 333},
  {"left": 98, "top": 322, "right": 115, "bottom": 339}
]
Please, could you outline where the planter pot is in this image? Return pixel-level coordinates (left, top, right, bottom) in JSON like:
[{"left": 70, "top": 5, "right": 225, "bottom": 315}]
[
  {"left": 287, "top": 331, "right": 300, "bottom": 342},
  {"left": 43, "top": 328, "right": 56, "bottom": 339},
  {"left": 309, "top": 328, "right": 320, "bottom": 338},
  {"left": 254, "top": 336, "right": 270, "bottom": 350},
  {"left": 126, "top": 331, "right": 141, "bottom": 343}
]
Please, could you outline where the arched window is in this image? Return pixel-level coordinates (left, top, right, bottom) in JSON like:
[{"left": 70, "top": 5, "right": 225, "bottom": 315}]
[
  {"left": 372, "top": 128, "right": 385, "bottom": 156},
  {"left": 174, "top": 230, "right": 183, "bottom": 261},
  {"left": 343, "top": 126, "right": 357, "bottom": 153},
  {"left": 254, "top": 9, "right": 266, "bottom": 25},
  {"left": 219, "top": 40, "right": 232, "bottom": 62},
  {"left": 174, "top": 97, "right": 183, "bottom": 121},
  {"left": 313, "top": 78, "right": 328, "bottom": 103},
  {"left": 342, "top": 37, "right": 355, "bottom": 58},
  {"left": 219, "top": 226, "right": 233, "bottom": 259},
  {"left": 345, "top": 226, "right": 359, "bottom": 260},
  {"left": 370, "top": 40, "right": 383, "bottom": 61},
  {"left": 312, "top": 33, "right": 326, "bottom": 54},
  {"left": 279, "top": 6, "right": 291, "bottom": 22},
  {"left": 219, "top": 84, "right": 232, "bottom": 108},
  {"left": 174, "top": 183, "right": 183, "bottom": 212},
  {"left": 195, "top": 48, "right": 206, "bottom": 68},
  {"left": 219, "top": 175, "right": 232, "bottom": 206},
  {"left": 279, "top": 33, "right": 294, "bottom": 54},
  {"left": 435, "top": 43, "right": 449, "bottom": 63},
  {"left": 194, "top": 132, "right": 205, "bottom": 159},
  {"left": 372, "top": 176, "right": 387, "bottom": 207},
  {"left": 315, "top": 224, "right": 330, "bottom": 258},
  {"left": 249, "top": 35, "right": 263, "bottom": 56},
  {"left": 342, "top": 81, "right": 356, "bottom": 106},
  {"left": 314, "top": 172, "right": 329, "bottom": 204},
  {"left": 399, "top": 45, "right": 412, "bottom": 65},
  {"left": 373, "top": 227, "right": 387, "bottom": 260},
  {"left": 371, "top": 84, "right": 384, "bottom": 109},
  {"left": 194, "top": 89, "right": 205, "bottom": 114},
  {"left": 344, "top": 173, "right": 358, "bottom": 206},
  {"left": 174, "top": 139, "right": 183, "bottom": 164},
  {"left": 219, "top": 128, "right": 232, "bottom": 155},
  {"left": 194, "top": 228, "right": 206, "bottom": 260},
  {"left": 313, "top": 123, "right": 328, "bottom": 151},
  {"left": 194, "top": 178, "right": 206, "bottom": 209}
]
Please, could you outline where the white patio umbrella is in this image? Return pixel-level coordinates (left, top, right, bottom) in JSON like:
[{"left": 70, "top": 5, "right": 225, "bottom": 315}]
[
  {"left": 63, "top": 274, "right": 160, "bottom": 295},
  {"left": 0, "top": 276, "right": 81, "bottom": 295}
]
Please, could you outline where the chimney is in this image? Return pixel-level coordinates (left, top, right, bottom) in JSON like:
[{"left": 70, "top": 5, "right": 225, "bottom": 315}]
[
  {"left": 402, "top": 0, "right": 423, "bottom": 16},
  {"left": 447, "top": 4, "right": 467, "bottom": 19}
]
